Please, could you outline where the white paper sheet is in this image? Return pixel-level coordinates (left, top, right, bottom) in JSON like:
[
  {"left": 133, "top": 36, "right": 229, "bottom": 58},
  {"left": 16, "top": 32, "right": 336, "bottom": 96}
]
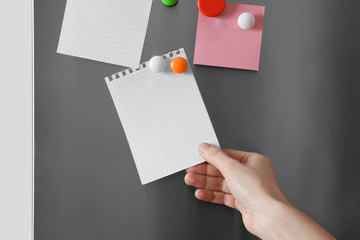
[
  {"left": 57, "top": 0, "right": 152, "bottom": 67},
  {"left": 105, "top": 48, "right": 219, "bottom": 184}
]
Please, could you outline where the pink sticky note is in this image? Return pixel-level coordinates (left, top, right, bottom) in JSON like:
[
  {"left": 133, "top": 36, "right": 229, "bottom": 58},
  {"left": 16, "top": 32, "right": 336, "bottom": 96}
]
[{"left": 194, "top": 3, "right": 265, "bottom": 71}]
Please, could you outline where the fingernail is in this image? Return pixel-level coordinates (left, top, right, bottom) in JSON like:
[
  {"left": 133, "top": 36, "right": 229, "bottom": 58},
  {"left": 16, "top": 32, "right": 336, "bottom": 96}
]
[{"left": 199, "top": 142, "right": 211, "bottom": 153}]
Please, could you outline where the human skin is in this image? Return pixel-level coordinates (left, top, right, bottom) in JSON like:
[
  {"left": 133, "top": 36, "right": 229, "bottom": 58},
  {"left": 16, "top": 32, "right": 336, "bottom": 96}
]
[{"left": 184, "top": 143, "right": 335, "bottom": 240}]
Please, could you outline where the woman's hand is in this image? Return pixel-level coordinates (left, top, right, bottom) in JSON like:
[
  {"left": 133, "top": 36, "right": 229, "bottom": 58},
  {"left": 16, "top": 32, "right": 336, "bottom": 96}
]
[{"left": 185, "top": 143, "right": 335, "bottom": 240}]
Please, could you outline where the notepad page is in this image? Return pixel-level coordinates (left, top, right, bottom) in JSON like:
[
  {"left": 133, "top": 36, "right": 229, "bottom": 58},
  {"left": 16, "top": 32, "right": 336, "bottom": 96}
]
[
  {"left": 57, "top": 0, "right": 152, "bottom": 67},
  {"left": 105, "top": 48, "right": 219, "bottom": 184}
]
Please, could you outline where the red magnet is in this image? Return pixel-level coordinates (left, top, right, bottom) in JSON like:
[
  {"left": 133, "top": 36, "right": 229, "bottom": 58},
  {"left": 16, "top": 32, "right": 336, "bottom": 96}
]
[{"left": 198, "top": 0, "right": 225, "bottom": 17}]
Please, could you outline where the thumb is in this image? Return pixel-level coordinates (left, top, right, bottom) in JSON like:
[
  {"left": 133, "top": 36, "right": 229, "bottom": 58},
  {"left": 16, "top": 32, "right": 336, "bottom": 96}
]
[{"left": 198, "top": 143, "right": 240, "bottom": 177}]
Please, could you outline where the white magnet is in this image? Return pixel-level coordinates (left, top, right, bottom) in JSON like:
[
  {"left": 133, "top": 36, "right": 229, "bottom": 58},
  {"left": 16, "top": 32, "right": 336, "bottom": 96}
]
[
  {"left": 238, "top": 12, "right": 255, "bottom": 30},
  {"left": 149, "top": 56, "right": 167, "bottom": 73}
]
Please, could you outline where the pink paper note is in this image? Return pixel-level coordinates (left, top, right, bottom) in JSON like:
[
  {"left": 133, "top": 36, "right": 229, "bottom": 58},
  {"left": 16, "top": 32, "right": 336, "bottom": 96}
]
[{"left": 194, "top": 3, "right": 265, "bottom": 71}]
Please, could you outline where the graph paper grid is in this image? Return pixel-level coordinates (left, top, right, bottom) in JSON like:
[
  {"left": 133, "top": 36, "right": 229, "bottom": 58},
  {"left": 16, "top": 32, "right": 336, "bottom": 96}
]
[{"left": 105, "top": 48, "right": 219, "bottom": 184}]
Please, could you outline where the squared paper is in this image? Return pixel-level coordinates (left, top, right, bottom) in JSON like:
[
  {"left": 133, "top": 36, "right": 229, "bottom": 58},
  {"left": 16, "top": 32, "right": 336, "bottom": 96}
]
[
  {"left": 57, "top": 0, "right": 152, "bottom": 67},
  {"left": 105, "top": 48, "right": 219, "bottom": 184},
  {"left": 194, "top": 3, "right": 265, "bottom": 71}
]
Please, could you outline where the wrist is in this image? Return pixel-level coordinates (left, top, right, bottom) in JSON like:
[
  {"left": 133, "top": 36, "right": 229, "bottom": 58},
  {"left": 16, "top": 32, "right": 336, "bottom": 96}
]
[
  {"left": 252, "top": 197, "right": 293, "bottom": 239},
  {"left": 252, "top": 198, "right": 335, "bottom": 240}
]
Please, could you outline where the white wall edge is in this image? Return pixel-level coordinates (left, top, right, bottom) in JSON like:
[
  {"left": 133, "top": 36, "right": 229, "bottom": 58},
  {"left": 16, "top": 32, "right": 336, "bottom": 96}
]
[{"left": 0, "top": 0, "right": 34, "bottom": 239}]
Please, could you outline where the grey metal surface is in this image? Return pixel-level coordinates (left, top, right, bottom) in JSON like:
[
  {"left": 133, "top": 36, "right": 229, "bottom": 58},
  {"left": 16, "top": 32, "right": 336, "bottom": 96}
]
[{"left": 35, "top": 0, "right": 360, "bottom": 239}]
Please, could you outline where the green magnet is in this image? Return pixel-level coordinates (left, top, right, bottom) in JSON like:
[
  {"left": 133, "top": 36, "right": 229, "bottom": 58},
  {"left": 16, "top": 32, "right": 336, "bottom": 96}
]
[{"left": 162, "top": 0, "right": 178, "bottom": 7}]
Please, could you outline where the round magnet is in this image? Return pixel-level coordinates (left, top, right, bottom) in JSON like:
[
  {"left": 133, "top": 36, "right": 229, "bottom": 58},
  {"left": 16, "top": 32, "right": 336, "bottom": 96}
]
[
  {"left": 149, "top": 56, "right": 167, "bottom": 73},
  {"left": 171, "top": 57, "right": 188, "bottom": 74},
  {"left": 238, "top": 12, "right": 255, "bottom": 30},
  {"left": 198, "top": 0, "right": 225, "bottom": 17},
  {"left": 162, "top": 0, "right": 178, "bottom": 7}
]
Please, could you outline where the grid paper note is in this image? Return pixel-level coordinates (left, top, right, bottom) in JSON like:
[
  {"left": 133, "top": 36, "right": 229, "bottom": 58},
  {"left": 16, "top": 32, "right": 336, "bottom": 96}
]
[
  {"left": 105, "top": 48, "right": 219, "bottom": 184},
  {"left": 57, "top": 0, "right": 152, "bottom": 67}
]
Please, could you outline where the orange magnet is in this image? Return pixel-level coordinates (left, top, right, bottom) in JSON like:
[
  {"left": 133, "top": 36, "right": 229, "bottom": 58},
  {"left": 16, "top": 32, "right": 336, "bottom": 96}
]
[{"left": 171, "top": 57, "right": 188, "bottom": 74}]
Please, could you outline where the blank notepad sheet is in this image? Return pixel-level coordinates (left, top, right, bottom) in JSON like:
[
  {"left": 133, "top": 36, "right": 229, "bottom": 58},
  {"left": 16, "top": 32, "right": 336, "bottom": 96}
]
[
  {"left": 105, "top": 48, "right": 219, "bottom": 184},
  {"left": 57, "top": 0, "right": 153, "bottom": 67}
]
